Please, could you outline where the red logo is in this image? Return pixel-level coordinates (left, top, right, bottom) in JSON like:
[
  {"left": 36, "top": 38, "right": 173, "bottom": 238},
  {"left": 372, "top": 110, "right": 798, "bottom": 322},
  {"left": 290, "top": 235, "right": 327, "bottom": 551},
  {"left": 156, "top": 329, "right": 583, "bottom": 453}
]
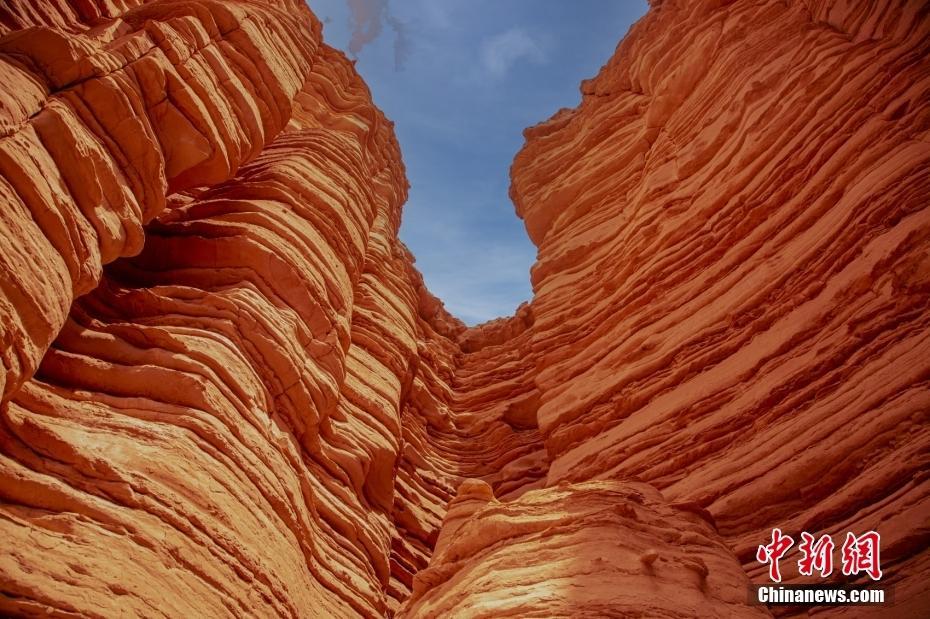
[
  {"left": 841, "top": 531, "right": 882, "bottom": 581},
  {"left": 798, "top": 532, "right": 834, "bottom": 577},
  {"left": 757, "top": 529, "right": 881, "bottom": 583},
  {"left": 756, "top": 528, "right": 794, "bottom": 583}
]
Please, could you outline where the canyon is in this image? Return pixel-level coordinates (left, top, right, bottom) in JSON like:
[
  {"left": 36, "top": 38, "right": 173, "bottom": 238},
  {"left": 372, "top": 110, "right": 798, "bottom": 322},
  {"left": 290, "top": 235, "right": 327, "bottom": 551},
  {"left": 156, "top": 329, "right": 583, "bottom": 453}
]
[{"left": 0, "top": 0, "right": 928, "bottom": 617}]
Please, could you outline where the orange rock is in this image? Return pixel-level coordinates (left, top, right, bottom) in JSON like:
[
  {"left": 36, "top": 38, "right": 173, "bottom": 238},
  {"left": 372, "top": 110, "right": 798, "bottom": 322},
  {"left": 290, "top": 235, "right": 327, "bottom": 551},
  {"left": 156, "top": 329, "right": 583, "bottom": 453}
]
[
  {"left": 0, "top": 0, "right": 928, "bottom": 617},
  {"left": 399, "top": 480, "right": 770, "bottom": 618},
  {"left": 0, "top": 0, "right": 321, "bottom": 403},
  {"left": 510, "top": 3, "right": 930, "bottom": 616}
]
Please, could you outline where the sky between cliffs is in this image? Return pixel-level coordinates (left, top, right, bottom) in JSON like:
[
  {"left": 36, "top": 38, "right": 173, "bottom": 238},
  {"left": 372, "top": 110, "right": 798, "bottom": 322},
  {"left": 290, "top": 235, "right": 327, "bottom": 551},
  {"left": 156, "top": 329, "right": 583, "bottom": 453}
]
[{"left": 307, "top": 0, "right": 648, "bottom": 325}]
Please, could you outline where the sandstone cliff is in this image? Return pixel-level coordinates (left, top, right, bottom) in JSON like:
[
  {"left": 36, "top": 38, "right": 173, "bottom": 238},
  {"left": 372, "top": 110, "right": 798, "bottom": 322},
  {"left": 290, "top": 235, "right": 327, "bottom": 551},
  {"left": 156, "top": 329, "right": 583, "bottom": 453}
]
[{"left": 0, "top": 0, "right": 927, "bottom": 617}]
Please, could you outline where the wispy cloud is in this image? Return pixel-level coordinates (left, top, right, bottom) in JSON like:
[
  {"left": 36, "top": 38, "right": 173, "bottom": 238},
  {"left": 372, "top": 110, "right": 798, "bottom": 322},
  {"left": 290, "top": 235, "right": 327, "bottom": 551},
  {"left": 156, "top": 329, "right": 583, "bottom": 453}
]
[
  {"left": 386, "top": 14, "right": 410, "bottom": 70},
  {"left": 345, "top": 0, "right": 409, "bottom": 70},
  {"left": 412, "top": 241, "right": 535, "bottom": 325},
  {"left": 401, "top": 199, "right": 536, "bottom": 325},
  {"left": 480, "top": 27, "right": 547, "bottom": 78}
]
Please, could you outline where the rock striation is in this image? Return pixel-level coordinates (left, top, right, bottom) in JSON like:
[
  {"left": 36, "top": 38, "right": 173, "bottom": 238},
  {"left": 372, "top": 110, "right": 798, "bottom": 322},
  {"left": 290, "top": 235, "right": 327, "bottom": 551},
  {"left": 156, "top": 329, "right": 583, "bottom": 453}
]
[
  {"left": 0, "top": 0, "right": 928, "bottom": 617},
  {"left": 399, "top": 479, "right": 770, "bottom": 618},
  {"left": 507, "top": 1, "right": 930, "bottom": 616}
]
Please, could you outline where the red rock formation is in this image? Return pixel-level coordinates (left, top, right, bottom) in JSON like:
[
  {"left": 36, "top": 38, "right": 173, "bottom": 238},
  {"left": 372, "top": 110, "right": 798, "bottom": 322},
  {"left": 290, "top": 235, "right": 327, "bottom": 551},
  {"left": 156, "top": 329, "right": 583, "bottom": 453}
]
[
  {"left": 0, "top": 0, "right": 928, "bottom": 617},
  {"left": 506, "top": 1, "right": 930, "bottom": 616},
  {"left": 400, "top": 480, "right": 770, "bottom": 618}
]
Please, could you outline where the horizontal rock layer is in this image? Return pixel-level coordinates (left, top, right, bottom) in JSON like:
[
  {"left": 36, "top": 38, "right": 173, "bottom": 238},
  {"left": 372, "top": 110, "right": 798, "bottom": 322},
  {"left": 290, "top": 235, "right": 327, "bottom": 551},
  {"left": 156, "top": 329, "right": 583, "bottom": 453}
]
[
  {"left": 0, "top": 0, "right": 928, "bottom": 617},
  {"left": 399, "top": 479, "right": 770, "bottom": 618},
  {"left": 504, "top": 0, "right": 930, "bottom": 615}
]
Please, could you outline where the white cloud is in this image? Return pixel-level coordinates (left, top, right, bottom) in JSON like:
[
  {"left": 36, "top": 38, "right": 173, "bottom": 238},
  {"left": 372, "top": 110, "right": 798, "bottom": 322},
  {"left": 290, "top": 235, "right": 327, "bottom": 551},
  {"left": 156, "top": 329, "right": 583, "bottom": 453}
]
[
  {"left": 401, "top": 202, "right": 536, "bottom": 325},
  {"left": 346, "top": 0, "right": 387, "bottom": 56},
  {"left": 345, "top": 0, "right": 409, "bottom": 69},
  {"left": 480, "top": 27, "right": 546, "bottom": 78}
]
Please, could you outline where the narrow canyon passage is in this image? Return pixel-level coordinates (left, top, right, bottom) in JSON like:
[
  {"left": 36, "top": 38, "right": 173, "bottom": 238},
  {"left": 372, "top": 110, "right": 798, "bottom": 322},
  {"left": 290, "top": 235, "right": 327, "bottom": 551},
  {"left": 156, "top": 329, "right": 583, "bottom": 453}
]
[{"left": 0, "top": 0, "right": 928, "bottom": 617}]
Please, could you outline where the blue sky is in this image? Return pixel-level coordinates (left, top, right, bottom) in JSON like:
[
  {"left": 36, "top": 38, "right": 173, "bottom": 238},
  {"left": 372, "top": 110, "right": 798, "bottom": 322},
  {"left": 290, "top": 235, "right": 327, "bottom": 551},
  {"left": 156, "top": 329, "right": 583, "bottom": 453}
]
[{"left": 306, "top": 1, "right": 648, "bottom": 325}]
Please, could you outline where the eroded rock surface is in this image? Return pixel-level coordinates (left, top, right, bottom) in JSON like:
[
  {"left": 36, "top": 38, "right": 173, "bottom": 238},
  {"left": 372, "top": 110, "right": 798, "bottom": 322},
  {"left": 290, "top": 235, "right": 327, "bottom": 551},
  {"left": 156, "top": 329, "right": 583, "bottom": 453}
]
[
  {"left": 400, "top": 479, "right": 770, "bottom": 618},
  {"left": 0, "top": 0, "right": 927, "bottom": 617}
]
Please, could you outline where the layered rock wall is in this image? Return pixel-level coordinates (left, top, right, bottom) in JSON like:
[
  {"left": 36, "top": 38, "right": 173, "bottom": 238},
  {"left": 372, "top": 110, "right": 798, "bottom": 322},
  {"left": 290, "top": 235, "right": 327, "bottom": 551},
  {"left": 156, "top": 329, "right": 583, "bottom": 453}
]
[
  {"left": 0, "top": 0, "right": 927, "bottom": 617},
  {"left": 508, "top": 2, "right": 930, "bottom": 615}
]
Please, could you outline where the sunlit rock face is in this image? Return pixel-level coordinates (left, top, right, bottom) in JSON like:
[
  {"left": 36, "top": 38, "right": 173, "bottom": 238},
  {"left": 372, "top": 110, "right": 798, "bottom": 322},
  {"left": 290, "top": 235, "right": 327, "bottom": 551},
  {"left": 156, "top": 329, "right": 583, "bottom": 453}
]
[
  {"left": 507, "top": 1, "right": 930, "bottom": 616},
  {"left": 399, "top": 479, "right": 771, "bottom": 618},
  {"left": 0, "top": 0, "right": 927, "bottom": 617}
]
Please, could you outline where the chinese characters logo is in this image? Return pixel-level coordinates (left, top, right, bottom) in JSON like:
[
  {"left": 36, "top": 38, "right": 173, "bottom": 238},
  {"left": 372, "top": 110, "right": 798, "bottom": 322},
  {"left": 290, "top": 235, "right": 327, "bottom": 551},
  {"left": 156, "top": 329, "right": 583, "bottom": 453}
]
[{"left": 756, "top": 529, "right": 881, "bottom": 583}]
